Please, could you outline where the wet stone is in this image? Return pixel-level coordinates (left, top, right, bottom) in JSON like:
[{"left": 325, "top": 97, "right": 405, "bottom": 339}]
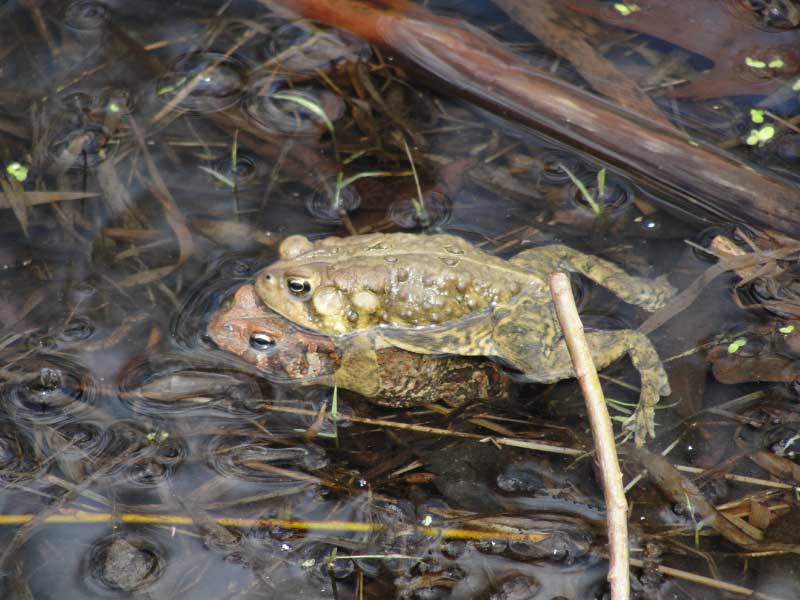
[{"left": 101, "top": 539, "right": 157, "bottom": 592}]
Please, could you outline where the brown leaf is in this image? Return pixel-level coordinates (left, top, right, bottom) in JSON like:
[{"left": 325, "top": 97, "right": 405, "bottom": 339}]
[
  {"left": 749, "top": 498, "right": 772, "bottom": 530},
  {"left": 0, "top": 177, "right": 29, "bottom": 235}
]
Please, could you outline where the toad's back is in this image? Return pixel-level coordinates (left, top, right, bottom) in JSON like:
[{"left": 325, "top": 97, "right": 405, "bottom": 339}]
[{"left": 255, "top": 233, "right": 546, "bottom": 333}]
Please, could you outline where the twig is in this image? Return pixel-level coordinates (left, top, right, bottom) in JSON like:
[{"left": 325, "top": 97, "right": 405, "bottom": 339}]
[
  {"left": 260, "top": 404, "right": 582, "bottom": 456},
  {"left": 627, "top": 558, "right": 787, "bottom": 600},
  {"left": 0, "top": 510, "right": 548, "bottom": 544},
  {"left": 549, "top": 272, "right": 629, "bottom": 600}
]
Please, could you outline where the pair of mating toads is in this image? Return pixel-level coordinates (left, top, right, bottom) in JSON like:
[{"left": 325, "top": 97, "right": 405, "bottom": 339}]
[{"left": 208, "top": 233, "right": 676, "bottom": 443}]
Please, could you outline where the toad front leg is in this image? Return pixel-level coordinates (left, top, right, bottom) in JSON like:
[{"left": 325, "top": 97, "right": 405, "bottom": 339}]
[
  {"left": 494, "top": 299, "right": 670, "bottom": 445},
  {"left": 510, "top": 245, "right": 676, "bottom": 311},
  {"left": 332, "top": 335, "right": 382, "bottom": 398}
]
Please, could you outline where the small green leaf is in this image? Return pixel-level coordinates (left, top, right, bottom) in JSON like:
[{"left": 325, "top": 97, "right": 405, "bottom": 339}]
[
  {"left": 745, "top": 57, "right": 767, "bottom": 69},
  {"left": 6, "top": 162, "right": 28, "bottom": 182},
  {"left": 779, "top": 325, "right": 795, "bottom": 334},
  {"left": 613, "top": 2, "right": 639, "bottom": 15},
  {"left": 746, "top": 125, "right": 776, "bottom": 146},
  {"left": 793, "top": 79, "right": 800, "bottom": 91},
  {"left": 750, "top": 108, "right": 765, "bottom": 124},
  {"left": 727, "top": 338, "right": 747, "bottom": 354},
  {"left": 107, "top": 101, "right": 121, "bottom": 114},
  {"left": 757, "top": 125, "right": 775, "bottom": 142},
  {"left": 768, "top": 58, "right": 785, "bottom": 69}
]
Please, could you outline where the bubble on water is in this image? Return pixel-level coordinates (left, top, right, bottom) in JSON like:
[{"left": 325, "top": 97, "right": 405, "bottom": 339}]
[
  {"left": 155, "top": 52, "right": 247, "bottom": 113},
  {"left": 49, "top": 123, "right": 115, "bottom": 170},
  {"left": 242, "top": 77, "right": 345, "bottom": 137},
  {"left": 1, "top": 356, "right": 98, "bottom": 425},
  {"left": 305, "top": 181, "right": 361, "bottom": 223},
  {"left": 388, "top": 190, "right": 451, "bottom": 229},
  {"left": 64, "top": 1, "right": 110, "bottom": 32}
]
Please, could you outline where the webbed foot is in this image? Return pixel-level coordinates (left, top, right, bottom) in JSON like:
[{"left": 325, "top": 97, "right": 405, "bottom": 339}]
[{"left": 494, "top": 301, "right": 669, "bottom": 445}]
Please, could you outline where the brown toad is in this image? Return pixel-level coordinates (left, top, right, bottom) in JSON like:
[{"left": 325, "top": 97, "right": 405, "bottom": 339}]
[
  {"left": 208, "top": 284, "right": 509, "bottom": 407},
  {"left": 255, "top": 232, "right": 676, "bottom": 443}
]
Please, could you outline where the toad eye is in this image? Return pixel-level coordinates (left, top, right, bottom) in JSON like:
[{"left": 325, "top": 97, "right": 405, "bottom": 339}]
[
  {"left": 287, "top": 277, "right": 312, "bottom": 297},
  {"left": 249, "top": 333, "right": 276, "bottom": 351}
]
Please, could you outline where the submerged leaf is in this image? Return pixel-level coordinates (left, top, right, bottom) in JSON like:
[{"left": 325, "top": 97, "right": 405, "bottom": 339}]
[{"left": 0, "top": 177, "right": 29, "bottom": 236}]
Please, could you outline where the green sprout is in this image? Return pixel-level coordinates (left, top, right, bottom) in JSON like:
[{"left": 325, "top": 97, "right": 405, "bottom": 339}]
[
  {"left": 727, "top": 338, "right": 747, "bottom": 354},
  {"left": 560, "top": 163, "right": 605, "bottom": 216},
  {"left": 6, "top": 162, "right": 28, "bottom": 182},
  {"left": 156, "top": 77, "right": 186, "bottom": 96},
  {"left": 745, "top": 57, "right": 767, "bottom": 69},
  {"left": 272, "top": 91, "right": 334, "bottom": 134},
  {"left": 399, "top": 133, "right": 427, "bottom": 221},
  {"left": 198, "top": 165, "right": 236, "bottom": 188},
  {"left": 793, "top": 79, "right": 800, "bottom": 92},
  {"left": 750, "top": 108, "right": 765, "bottom": 124},
  {"left": 316, "top": 385, "right": 340, "bottom": 446},
  {"left": 596, "top": 167, "right": 607, "bottom": 198},
  {"left": 745, "top": 125, "right": 775, "bottom": 146},
  {"left": 768, "top": 58, "right": 785, "bottom": 69},
  {"left": 779, "top": 325, "right": 795, "bottom": 334},
  {"left": 107, "top": 101, "right": 121, "bottom": 114},
  {"left": 331, "top": 169, "right": 412, "bottom": 210}
]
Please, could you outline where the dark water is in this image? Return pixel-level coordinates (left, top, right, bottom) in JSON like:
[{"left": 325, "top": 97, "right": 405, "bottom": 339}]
[{"left": 1, "top": 1, "right": 799, "bottom": 598}]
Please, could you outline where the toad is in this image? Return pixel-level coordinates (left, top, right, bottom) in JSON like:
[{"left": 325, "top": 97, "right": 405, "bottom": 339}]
[
  {"left": 254, "top": 233, "right": 676, "bottom": 443},
  {"left": 207, "top": 284, "right": 509, "bottom": 407}
]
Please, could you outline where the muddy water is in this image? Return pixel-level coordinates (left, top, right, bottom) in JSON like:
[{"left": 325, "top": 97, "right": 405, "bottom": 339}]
[{"left": 0, "top": 1, "right": 799, "bottom": 598}]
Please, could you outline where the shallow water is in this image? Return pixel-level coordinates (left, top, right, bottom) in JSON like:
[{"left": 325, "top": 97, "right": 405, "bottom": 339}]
[{"left": 1, "top": 1, "right": 800, "bottom": 598}]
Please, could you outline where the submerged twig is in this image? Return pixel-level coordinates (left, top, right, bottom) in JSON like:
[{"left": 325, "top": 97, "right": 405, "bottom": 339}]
[
  {"left": 627, "top": 557, "right": 787, "bottom": 600},
  {"left": 632, "top": 447, "right": 771, "bottom": 550},
  {"left": 549, "top": 272, "right": 629, "bottom": 600},
  {"left": 261, "top": 404, "right": 583, "bottom": 456},
  {"left": 0, "top": 509, "right": 548, "bottom": 544}
]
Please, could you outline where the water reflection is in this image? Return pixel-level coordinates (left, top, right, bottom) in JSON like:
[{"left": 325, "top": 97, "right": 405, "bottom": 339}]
[{"left": 0, "top": 0, "right": 798, "bottom": 598}]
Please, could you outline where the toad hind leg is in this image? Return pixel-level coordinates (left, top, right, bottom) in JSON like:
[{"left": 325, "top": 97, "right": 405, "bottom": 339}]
[
  {"left": 494, "top": 300, "right": 669, "bottom": 444},
  {"left": 510, "top": 245, "right": 676, "bottom": 312}
]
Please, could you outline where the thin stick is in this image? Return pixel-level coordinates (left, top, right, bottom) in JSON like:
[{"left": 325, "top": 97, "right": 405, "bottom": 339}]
[
  {"left": 549, "top": 272, "right": 629, "bottom": 600},
  {"left": 261, "top": 404, "right": 582, "bottom": 456},
  {"left": 627, "top": 558, "right": 786, "bottom": 600},
  {"left": 0, "top": 510, "right": 548, "bottom": 544}
]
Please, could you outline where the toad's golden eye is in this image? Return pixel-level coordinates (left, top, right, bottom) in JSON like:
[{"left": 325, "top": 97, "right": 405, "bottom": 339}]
[
  {"left": 249, "top": 333, "right": 276, "bottom": 351},
  {"left": 287, "top": 277, "right": 312, "bottom": 297}
]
